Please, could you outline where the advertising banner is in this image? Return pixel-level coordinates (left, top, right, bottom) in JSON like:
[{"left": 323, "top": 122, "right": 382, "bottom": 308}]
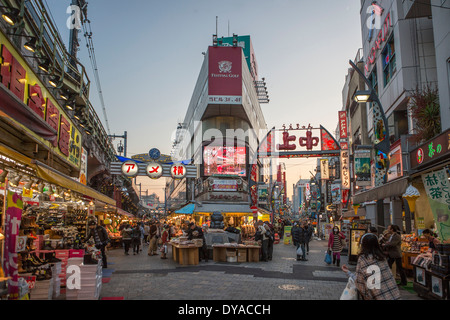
[
  {"left": 283, "top": 226, "right": 292, "bottom": 245},
  {"left": 388, "top": 143, "right": 403, "bottom": 182},
  {"left": 331, "top": 183, "right": 341, "bottom": 204},
  {"left": 3, "top": 190, "right": 24, "bottom": 300},
  {"left": 354, "top": 150, "right": 372, "bottom": 186},
  {"left": 212, "top": 180, "right": 238, "bottom": 192},
  {"left": 203, "top": 146, "right": 246, "bottom": 177},
  {"left": 421, "top": 169, "right": 450, "bottom": 242},
  {"left": 258, "top": 185, "right": 269, "bottom": 205},
  {"left": 208, "top": 46, "right": 242, "bottom": 105}
]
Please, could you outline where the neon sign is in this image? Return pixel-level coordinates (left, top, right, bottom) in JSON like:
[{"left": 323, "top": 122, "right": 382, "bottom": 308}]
[{"left": 364, "top": 12, "right": 392, "bottom": 75}]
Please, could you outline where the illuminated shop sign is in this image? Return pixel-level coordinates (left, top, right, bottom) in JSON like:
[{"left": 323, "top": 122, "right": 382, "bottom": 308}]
[
  {"left": 364, "top": 12, "right": 392, "bottom": 75},
  {"left": 410, "top": 129, "right": 450, "bottom": 169},
  {"left": 0, "top": 32, "right": 81, "bottom": 168},
  {"left": 203, "top": 146, "right": 246, "bottom": 177}
]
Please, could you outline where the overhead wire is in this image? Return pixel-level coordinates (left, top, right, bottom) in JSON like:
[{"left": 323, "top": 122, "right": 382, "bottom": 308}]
[{"left": 81, "top": 10, "right": 111, "bottom": 135}]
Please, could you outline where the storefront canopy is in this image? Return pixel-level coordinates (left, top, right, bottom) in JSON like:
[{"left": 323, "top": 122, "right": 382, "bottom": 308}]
[
  {"left": 342, "top": 207, "right": 366, "bottom": 218},
  {"left": 175, "top": 203, "right": 195, "bottom": 215},
  {"left": 352, "top": 177, "right": 409, "bottom": 204},
  {"left": 194, "top": 203, "right": 252, "bottom": 216},
  {"left": 32, "top": 160, "right": 116, "bottom": 206}
]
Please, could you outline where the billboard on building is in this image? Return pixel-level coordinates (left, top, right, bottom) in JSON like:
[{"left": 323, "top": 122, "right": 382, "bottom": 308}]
[
  {"left": 208, "top": 46, "right": 243, "bottom": 105},
  {"left": 203, "top": 146, "right": 246, "bottom": 177}
]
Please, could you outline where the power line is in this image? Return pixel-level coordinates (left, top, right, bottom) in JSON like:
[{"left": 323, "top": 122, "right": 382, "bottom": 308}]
[{"left": 81, "top": 9, "right": 111, "bottom": 135}]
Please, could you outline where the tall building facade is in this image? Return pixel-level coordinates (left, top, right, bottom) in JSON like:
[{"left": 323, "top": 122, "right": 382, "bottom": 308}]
[{"left": 166, "top": 35, "right": 270, "bottom": 226}]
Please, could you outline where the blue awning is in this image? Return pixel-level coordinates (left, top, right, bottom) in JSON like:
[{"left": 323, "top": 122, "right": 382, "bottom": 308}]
[{"left": 174, "top": 203, "right": 195, "bottom": 215}]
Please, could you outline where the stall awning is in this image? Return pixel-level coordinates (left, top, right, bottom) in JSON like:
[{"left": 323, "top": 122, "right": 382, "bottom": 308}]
[
  {"left": 175, "top": 203, "right": 195, "bottom": 215},
  {"left": 194, "top": 203, "right": 252, "bottom": 215},
  {"left": 352, "top": 177, "right": 409, "bottom": 204},
  {"left": 32, "top": 160, "right": 116, "bottom": 206},
  {"left": 116, "top": 207, "right": 134, "bottom": 218}
]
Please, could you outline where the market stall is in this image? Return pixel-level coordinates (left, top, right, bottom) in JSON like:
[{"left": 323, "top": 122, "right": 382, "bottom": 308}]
[
  {"left": 412, "top": 244, "right": 450, "bottom": 300},
  {"left": 401, "top": 234, "right": 429, "bottom": 271},
  {"left": 169, "top": 237, "right": 203, "bottom": 266},
  {"left": 212, "top": 241, "right": 261, "bottom": 263}
]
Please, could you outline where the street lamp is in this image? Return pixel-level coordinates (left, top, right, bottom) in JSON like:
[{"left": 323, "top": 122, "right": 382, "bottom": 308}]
[
  {"left": 353, "top": 90, "right": 373, "bottom": 103},
  {"left": 349, "top": 60, "right": 390, "bottom": 234}
]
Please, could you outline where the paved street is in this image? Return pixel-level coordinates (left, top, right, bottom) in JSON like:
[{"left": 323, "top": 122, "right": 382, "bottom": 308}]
[{"left": 98, "top": 239, "right": 421, "bottom": 300}]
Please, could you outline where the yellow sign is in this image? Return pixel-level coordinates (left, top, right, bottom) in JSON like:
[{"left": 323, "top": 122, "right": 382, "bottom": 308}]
[
  {"left": 22, "top": 188, "right": 33, "bottom": 198},
  {"left": 0, "top": 31, "right": 82, "bottom": 169}
]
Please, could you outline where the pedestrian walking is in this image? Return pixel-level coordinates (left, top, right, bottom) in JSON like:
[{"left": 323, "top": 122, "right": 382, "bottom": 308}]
[
  {"left": 341, "top": 233, "right": 401, "bottom": 300},
  {"left": 254, "top": 221, "right": 269, "bottom": 262},
  {"left": 121, "top": 223, "right": 133, "bottom": 255},
  {"left": 131, "top": 223, "right": 142, "bottom": 255},
  {"left": 265, "top": 221, "right": 275, "bottom": 261},
  {"left": 160, "top": 225, "right": 170, "bottom": 259},
  {"left": 305, "top": 221, "right": 314, "bottom": 255},
  {"left": 147, "top": 221, "right": 158, "bottom": 256},
  {"left": 292, "top": 221, "right": 308, "bottom": 261},
  {"left": 144, "top": 223, "right": 150, "bottom": 244},
  {"left": 328, "top": 226, "right": 345, "bottom": 267},
  {"left": 139, "top": 222, "right": 145, "bottom": 251},
  {"left": 381, "top": 224, "right": 407, "bottom": 286}
]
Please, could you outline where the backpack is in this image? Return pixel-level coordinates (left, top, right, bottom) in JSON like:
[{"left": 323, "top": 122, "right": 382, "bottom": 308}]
[{"left": 254, "top": 230, "right": 263, "bottom": 241}]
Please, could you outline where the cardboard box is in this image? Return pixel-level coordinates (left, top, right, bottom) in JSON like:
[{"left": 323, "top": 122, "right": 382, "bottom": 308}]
[{"left": 237, "top": 249, "right": 247, "bottom": 262}]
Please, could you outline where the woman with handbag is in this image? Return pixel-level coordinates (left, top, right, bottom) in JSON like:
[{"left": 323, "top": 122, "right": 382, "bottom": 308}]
[
  {"left": 341, "top": 233, "right": 401, "bottom": 300},
  {"left": 328, "top": 226, "right": 346, "bottom": 267}
]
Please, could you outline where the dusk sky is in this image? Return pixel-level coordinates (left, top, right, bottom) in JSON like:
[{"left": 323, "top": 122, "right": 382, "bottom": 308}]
[{"left": 46, "top": 0, "right": 363, "bottom": 199}]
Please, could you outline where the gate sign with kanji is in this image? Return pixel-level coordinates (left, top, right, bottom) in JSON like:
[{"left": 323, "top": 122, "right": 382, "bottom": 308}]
[
  {"left": 171, "top": 164, "right": 187, "bottom": 179},
  {"left": 112, "top": 148, "right": 197, "bottom": 179},
  {"left": 122, "top": 160, "right": 139, "bottom": 177},
  {"left": 146, "top": 162, "right": 163, "bottom": 179}
]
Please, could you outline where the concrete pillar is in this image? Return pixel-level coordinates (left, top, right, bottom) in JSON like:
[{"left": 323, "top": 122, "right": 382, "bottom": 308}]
[{"left": 391, "top": 198, "right": 404, "bottom": 232}]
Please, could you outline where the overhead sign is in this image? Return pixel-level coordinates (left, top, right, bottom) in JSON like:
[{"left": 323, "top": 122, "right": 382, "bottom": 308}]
[
  {"left": 112, "top": 161, "right": 197, "bottom": 179},
  {"left": 146, "top": 162, "right": 163, "bottom": 179},
  {"left": 208, "top": 46, "right": 243, "bottom": 105},
  {"left": 171, "top": 164, "right": 187, "bottom": 179},
  {"left": 259, "top": 125, "right": 340, "bottom": 158},
  {"left": 121, "top": 160, "right": 139, "bottom": 178}
]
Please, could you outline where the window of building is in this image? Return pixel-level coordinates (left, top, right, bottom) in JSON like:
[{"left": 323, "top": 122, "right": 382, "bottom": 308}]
[{"left": 382, "top": 36, "right": 396, "bottom": 86}]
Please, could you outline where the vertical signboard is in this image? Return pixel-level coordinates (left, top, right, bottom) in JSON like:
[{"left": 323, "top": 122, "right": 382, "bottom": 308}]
[
  {"left": 3, "top": 190, "right": 24, "bottom": 300},
  {"left": 320, "top": 159, "right": 329, "bottom": 180},
  {"left": 340, "top": 150, "right": 350, "bottom": 190},
  {"left": 339, "top": 111, "right": 348, "bottom": 139},
  {"left": 422, "top": 169, "right": 450, "bottom": 242},
  {"left": 208, "top": 46, "right": 243, "bottom": 105}
]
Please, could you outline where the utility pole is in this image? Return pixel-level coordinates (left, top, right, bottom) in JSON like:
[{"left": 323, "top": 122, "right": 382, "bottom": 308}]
[{"left": 109, "top": 131, "right": 128, "bottom": 157}]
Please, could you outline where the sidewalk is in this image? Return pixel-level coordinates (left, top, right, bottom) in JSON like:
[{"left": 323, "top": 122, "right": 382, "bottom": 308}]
[{"left": 95, "top": 238, "right": 422, "bottom": 300}]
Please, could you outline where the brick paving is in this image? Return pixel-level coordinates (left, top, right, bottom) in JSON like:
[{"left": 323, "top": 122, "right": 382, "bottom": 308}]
[{"left": 97, "top": 238, "right": 422, "bottom": 300}]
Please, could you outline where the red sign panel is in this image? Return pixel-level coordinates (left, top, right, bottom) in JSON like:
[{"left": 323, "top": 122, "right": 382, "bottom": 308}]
[
  {"left": 208, "top": 46, "right": 242, "bottom": 104},
  {"left": 339, "top": 111, "right": 348, "bottom": 139}
]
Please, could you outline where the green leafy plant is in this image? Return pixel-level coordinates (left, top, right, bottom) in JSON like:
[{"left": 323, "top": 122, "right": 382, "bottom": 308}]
[{"left": 410, "top": 85, "right": 441, "bottom": 144}]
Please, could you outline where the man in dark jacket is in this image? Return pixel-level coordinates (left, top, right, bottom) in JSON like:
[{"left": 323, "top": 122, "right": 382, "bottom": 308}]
[
  {"left": 187, "top": 222, "right": 208, "bottom": 262},
  {"left": 292, "top": 221, "right": 308, "bottom": 261},
  {"left": 382, "top": 224, "right": 407, "bottom": 286},
  {"left": 87, "top": 219, "right": 110, "bottom": 268}
]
